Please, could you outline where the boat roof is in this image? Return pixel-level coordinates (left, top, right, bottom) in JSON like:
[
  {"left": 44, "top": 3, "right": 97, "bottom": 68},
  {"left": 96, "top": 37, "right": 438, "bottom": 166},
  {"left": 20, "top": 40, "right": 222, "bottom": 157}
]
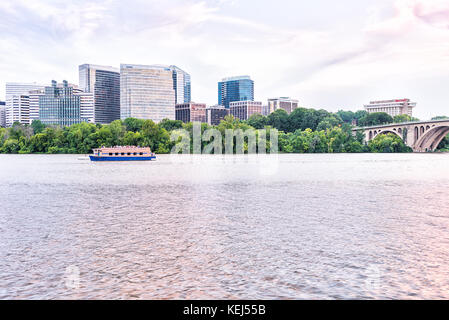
[{"left": 93, "top": 146, "right": 152, "bottom": 152}]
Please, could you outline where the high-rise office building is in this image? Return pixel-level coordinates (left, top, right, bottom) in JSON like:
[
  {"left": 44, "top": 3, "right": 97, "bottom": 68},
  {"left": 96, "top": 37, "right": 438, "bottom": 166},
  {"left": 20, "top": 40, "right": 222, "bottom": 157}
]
[
  {"left": 29, "top": 89, "right": 45, "bottom": 123},
  {"left": 5, "top": 82, "right": 45, "bottom": 100},
  {"left": 229, "top": 100, "right": 262, "bottom": 121},
  {"left": 5, "top": 95, "right": 30, "bottom": 126},
  {"left": 0, "top": 102, "right": 5, "bottom": 127},
  {"left": 74, "top": 89, "right": 95, "bottom": 123},
  {"left": 218, "top": 76, "right": 254, "bottom": 109},
  {"left": 206, "top": 105, "right": 229, "bottom": 126},
  {"left": 78, "top": 64, "right": 120, "bottom": 124},
  {"left": 170, "top": 65, "right": 191, "bottom": 104},
  {"left": 120, "top": 64, "right": 176, "bottom": 122},
  {"left": 39, "top": 80, "right": 85, "bottom": 126},
  {"left": 364, "top": 99, "right": 416, "bottom": 118},
  {"left": 175, "top": 102, "right": 206, "bottom": 123},
  {"left": 267, "top": 97, "right": 299, "bottom": 114}
]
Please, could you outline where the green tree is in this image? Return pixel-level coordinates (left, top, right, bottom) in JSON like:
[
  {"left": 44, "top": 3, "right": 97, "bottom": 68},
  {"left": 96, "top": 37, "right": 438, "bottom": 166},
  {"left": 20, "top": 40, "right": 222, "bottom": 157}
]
[
  {"left": 123, "top": 118, "right": 145, "bottom": 132},
  {"left": 247, "top": 113, "right": 268, "bottom": 129},
  {"left": 354, "top": 110, "right": 368, "bottom": 120},
  {"left": 1, "top": 139, "right": 21, "bottom": 153},
  {"left": 358, "top": 112, "right": 394, "bottom": 126},
  {"left": 393, "top": 114, "right": 419, "bottom": 123},
  {"left": 267, "top": 109, "right": 289, "bottom": 132},
  {"left": 316, "top": 116, "right": 341, "bottom": 131},
  {"left": 336, "top": 110, "right": 367, "bottom": 125},
  {"left": 336, "top": 110, "right": 355, "bottom": 123},
  {"left": 31, "top": 120, "right": 46, "bottom": 134},
  {"left": 159, "top": 118, "right": 183, "bottom": 131},
  {"left": 286, "top": 108, "right": 307, "bottom": 132},
  {"left": 122, "top": 131, "right": 142, "bottom": 146},
  {"left": 436, "top": 134, "right": 449, "bottom": 151},
  {"left": 431, "top": 116, "right": 449, "bottom": 120},
  {"left": 368, "top": 133, "right": 411, "bottom": 153}
]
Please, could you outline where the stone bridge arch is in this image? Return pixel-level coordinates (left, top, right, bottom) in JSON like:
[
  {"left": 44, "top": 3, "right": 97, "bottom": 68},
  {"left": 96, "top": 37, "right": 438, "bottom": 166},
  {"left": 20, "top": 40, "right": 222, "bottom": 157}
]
[
  {"left": 413, "top": 125, "right": 449, "bottom": 152},
  {"left": 367, "top": 128, "right": 402, "bottom": 141},
  {"left": 356, "top": 119, "right": 449, "bottom": 152}
]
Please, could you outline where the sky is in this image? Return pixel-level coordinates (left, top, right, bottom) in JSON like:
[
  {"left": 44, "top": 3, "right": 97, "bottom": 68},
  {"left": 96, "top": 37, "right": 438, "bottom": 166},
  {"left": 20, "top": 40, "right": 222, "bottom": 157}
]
[{"left": 0, "top": 0, "right": 448, "bottom": 119}]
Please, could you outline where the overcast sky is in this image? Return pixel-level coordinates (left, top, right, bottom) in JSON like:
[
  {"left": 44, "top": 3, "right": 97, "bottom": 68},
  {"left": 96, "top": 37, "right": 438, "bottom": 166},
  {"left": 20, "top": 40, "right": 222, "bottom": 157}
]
[{"left": 1, "top": 0, "right": 448, "bottom": 119}]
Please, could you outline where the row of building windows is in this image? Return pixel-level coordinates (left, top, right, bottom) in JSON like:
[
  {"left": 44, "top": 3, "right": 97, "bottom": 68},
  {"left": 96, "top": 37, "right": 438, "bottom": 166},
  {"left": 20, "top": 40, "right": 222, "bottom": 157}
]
[{"left": 107, "top": 152, "right": 145, "bottom": 156}]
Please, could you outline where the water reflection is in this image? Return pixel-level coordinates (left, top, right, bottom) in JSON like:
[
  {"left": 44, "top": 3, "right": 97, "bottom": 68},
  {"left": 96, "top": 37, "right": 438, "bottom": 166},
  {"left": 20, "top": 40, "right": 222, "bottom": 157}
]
[{"left": 0, "top": 154, "right": 449, "bottom": 299}]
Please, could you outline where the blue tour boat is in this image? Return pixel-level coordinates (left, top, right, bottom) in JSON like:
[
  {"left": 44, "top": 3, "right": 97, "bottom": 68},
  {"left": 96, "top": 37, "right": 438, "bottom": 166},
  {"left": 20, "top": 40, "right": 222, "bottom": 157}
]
[{"left": 89, "top": 146, "right": 156, "bottom": 161}]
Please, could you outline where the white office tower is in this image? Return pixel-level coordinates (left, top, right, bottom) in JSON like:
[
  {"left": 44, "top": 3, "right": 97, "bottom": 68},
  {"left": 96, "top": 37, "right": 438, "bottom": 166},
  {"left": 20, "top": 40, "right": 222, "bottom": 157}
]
[
  {"left": 73, "top": 88, "right": 95, "bottom": 123},
  {"left": 6, "top": 95, "right": 30, "bottom": 126},
  {"left": 29, "top": 89, "right": 45, "bottom": 124},
  {"left": 120, "top": 64, "right": 176, "bottom": 122}
]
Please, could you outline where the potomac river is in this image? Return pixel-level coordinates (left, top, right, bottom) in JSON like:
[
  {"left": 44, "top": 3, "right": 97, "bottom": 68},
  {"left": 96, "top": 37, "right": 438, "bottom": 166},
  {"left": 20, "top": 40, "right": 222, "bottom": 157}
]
[{"left": 0, "top": 153, "right": 448, "bottom": 299}]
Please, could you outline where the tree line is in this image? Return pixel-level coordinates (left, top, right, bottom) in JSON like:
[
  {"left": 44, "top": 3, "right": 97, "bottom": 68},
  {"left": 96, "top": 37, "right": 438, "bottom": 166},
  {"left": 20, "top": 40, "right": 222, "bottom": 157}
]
[{"left": 1, "top": 108, "right": 447, "bottom": 154}]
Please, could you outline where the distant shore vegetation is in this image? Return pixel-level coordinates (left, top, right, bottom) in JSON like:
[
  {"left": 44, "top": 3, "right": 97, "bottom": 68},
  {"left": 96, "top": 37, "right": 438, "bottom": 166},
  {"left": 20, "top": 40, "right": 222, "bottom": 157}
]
[{"left": 1, "top": 108, "right": 448, "bottom": 154}]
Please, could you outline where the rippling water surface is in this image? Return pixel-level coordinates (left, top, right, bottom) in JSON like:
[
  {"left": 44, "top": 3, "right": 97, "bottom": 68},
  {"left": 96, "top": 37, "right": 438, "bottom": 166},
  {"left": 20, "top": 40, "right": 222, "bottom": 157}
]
[{"left": 1, "top": 153, "right": 449, "bottom": 299}]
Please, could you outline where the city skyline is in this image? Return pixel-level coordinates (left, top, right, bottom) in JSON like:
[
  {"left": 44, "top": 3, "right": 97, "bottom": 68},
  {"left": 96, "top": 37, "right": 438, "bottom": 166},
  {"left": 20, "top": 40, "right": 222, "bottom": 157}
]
[{"left": 1, "top": 0, "right": 449, "bottom": 120}]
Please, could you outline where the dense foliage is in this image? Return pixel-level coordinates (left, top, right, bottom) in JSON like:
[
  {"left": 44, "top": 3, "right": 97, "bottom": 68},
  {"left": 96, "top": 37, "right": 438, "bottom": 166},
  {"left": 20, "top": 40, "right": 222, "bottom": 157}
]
[
  {"left": 336, "top": 110, "right": 367, "bottom": 124},
  {"left": 368, "top": 133, "right": 412, "bottom": 153},
  {"left": 0, "top": 120, "right": 173, "bottom": 154},
  {"left": 0, "top": 109, "right": 426, "bottom": 154}
]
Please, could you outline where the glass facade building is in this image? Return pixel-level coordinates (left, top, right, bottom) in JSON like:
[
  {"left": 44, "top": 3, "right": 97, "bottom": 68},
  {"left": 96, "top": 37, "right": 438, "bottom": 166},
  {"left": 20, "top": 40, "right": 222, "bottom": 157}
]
[
  {"left": 39, "top": 80, "right": 84, "bottom": 126},
  {"left": 0, "top": 102, "right": 5, "bottom": 127},
  {"left": 170, "top": 65, "right": 191, "bottom": 104},
  {"left": 120, "top": 64, "right": 176, "bottom": 122},
  {"left": 79, "top": 64, "right": 120, "bottom": 124},
  {"left": 218, "top": 76, "right": 254, "bottom": 109}
]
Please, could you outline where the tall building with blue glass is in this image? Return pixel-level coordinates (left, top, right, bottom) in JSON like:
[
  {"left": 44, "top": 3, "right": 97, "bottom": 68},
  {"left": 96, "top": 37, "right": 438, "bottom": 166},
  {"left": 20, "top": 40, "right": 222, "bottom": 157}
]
[
  {"left": 79, "top": 64, "right": 120, "bottom": 124},
  {"left": 170, "top": 65, "right": 191, "bottom": 104},
  {"left": 39, "top": 80, "right": 83, "bottom": 126},
  {"left": 218, "top": 76, "right": 254, "bottom": 109}
]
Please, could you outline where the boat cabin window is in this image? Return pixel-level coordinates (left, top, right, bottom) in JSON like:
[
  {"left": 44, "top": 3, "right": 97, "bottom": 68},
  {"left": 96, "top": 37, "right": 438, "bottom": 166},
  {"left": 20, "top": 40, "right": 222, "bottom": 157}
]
[
  {"left": 109, "top": 153, "right": 112, "bottom": 156},
  {"left": 121, "top": 153, "right": 124, "bottom": 155},
  {"left": 115, "top": 153, "right": 119, "bottom": 155},
  {"left": 127, "top": 152, "right": 131, "bottom": 155},
  {"left": 133, "top": 152, "right": 137, "bottom": 155},
  {"left": 139, "top": 152, "right": 143, "bottom": 155}
]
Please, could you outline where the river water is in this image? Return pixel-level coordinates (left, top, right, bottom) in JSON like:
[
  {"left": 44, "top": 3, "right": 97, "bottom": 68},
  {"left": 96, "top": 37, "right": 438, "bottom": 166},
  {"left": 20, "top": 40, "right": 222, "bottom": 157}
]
[{"left": 0, "top": 153, "right": 448, "bottom": 299}]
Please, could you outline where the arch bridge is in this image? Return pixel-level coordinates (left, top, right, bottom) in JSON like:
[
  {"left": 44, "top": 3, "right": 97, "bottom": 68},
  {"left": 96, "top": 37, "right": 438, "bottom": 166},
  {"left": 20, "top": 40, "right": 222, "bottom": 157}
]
[{"left": 354, "top": 119, "right": 449, "bottom": 152}]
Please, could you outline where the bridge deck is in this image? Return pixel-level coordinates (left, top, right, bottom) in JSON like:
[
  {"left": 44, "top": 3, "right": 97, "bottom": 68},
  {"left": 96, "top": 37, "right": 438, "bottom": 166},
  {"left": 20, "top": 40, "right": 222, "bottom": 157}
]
[{"left": 352, "top": 119, "right": 449, "bottom": 130}]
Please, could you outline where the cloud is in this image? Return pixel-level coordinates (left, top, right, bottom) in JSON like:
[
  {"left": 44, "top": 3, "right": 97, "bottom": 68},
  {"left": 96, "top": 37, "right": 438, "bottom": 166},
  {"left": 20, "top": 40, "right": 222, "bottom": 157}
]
[
  {"left": 413, "top": 0, "right": 449, "bottom": 29},
  {"left": 0, "top": 0, "right": 448, "bottom": 119}
]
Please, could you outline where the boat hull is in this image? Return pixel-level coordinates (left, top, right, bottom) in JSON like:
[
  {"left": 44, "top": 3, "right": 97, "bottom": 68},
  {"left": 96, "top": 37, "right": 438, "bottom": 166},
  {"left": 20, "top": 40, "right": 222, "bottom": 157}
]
[{"left": 89, "top": 155, "right": 156, "bottom": 161}]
